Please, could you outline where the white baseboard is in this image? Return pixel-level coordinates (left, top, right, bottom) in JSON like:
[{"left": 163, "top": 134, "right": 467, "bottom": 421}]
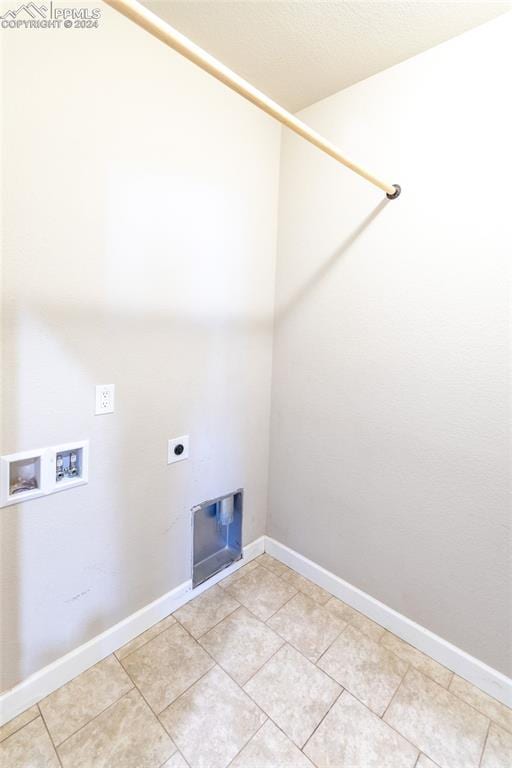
[
  {"left": 2, "top": 532, "right": 509, "bottom": 725},
  {"left": 0, "top": 536, "right": 264, "bottom": 726},
  {"left": 265, "top": 536, "right": 512, "bottom": 708}
]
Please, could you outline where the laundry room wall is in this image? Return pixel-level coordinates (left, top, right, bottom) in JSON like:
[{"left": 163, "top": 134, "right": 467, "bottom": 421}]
[
  {"left": 0, "top": 2, "right": 280, "bottom": 690},
  {"left": 268, "top": 14, "right": 512, "bottom": 675}
]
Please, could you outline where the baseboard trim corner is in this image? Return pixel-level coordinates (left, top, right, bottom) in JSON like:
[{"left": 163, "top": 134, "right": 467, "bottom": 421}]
[
  {"left": 264, "top": 536, "right": 512, "bottom": 708},
  {"left": 0, "top": 535, "right": 264, "bottom": 727}
]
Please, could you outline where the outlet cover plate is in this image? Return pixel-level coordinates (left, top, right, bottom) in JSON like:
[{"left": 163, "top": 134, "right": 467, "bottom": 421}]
[
  {"left": 95, "top": 384, "right": 115, "bottom": 415},
  {"left": 168, "top": 435, "right": 189, "bottom": 464}
]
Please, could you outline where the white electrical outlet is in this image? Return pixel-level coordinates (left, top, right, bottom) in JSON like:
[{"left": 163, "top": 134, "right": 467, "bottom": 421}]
[
  {"left": 168, "top": 435, "right": 189, "bottom": 464},
  {"left": 95, "top": 384, "right": 115, "bottom": 415}
]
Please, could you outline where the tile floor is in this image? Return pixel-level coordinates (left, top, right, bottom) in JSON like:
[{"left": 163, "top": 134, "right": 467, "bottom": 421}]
[{"left": 1, "top": 554, "right": 511, "bottom": 768}]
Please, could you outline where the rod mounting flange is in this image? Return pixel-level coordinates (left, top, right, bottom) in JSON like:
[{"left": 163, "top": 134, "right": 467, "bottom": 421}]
[{"left": 386, "top": 184, "right": 401, "bottom": 200}]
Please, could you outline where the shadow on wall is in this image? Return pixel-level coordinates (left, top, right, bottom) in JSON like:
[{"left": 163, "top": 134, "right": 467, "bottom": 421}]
[
  {"left": 276, "top": 197, "right": 389, "bottom": 322},
  {"left": 0, "top": 197, "right": 385, "bottom": 691}
]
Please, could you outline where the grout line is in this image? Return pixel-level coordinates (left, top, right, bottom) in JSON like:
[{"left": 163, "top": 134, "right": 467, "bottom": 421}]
[
  {"left": 315, "top": 619, "right": 350, "bottom": 661},
  {"left": 378, "top": 631, "right": 455, "bottom": 690},
  {"left": 11, "top": 558, "right": 508, "bottom": 767},
  {"left": 215, "top": 564, "right": 418, "bottom": 755},
  {"left": 301, "top": 685, "right": 345, "bottom": 752},
  {"left": 224, "top": 718, "right": 269, "bottom": 768},
  {"left": 54, "top": 686, "right": 136, "bottom": 751},
  {"left": 239, "top": 640, "right": 288, "bottom": 690},
  {"left": 37, "top": 655, "right": 135, "bottom": 750},
  {"left": 269, "top": 555, "right": 470, "bottom": 704},
  {"left": 114, "top": 613, "right": 177, "bottom": 662},
  {"left": 380, "top": 663, "right": 411, "bottom": 721},
  {"left": 0, "top": 705, "right": 40, "bottom": 744},
  {"left": 156, "top": 663, "right": 216, "bottom": 725},
  {"left": 263, "top": 587, "right": 299, "bottom": 622},
  {"left": 37, "top": 708, "right": 64, "bottom": 768},
  {"left": 150, "top": 621, "right": 222, "bottom": 721},
  {"left": 173, "top": 597, "right": 241, "bottom": 642},
  {"left": 223, "top": 568, "right": 299, "bottom": 623},
  {"left": 336, "top": 683, "right": 423, "bottom": 758},
  {"left": 157, "top": 746, "right": 192, "bottom": 768},
  {"left": 478, "top": 720, "right": 491, "bottom": 768},
  {"left": 266, "top": 547, "right": 483, "bottom": 682},
  {"left": 447, "top": 678, "right": 512, "bottom": 727},
  {"left": 315, "top": 621, "right": 350, "bottom": 668},
  {"left": 199, "top": 632, "right": 286, "bottom": 689},
  {"left": 155, "top": 617, "right": 274, "bottom": 766}
]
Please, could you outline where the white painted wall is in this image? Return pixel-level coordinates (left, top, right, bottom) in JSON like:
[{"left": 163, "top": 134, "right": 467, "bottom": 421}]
[
  {"left": 268, "top": 15, "right": 512, "bottom": 676},
  {"left": 0, "top": 4, "right": 280, "bottom": 691}
]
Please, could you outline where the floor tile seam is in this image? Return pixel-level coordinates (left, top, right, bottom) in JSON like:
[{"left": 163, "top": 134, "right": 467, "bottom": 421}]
[
  {"left": 265, "top": 559, "right": 512, "bottom": 721},
  {"left": 186, "top": 620, "right": 268, "bottom": 692},
  {"left": 375, "top": 673, "right": 474, "bottom": 763},
  {"left": 223, "top": 570, "right": 300, "bottom": 621},
  {"left": 314, "top": 620, "right": 351, "bottom": 668},
  {"left": 239, "top": 633, "right": 352, "bottom": 745},
  {"left": 16, "top": 563, "right": 505, "bottom": 765},
  {"left": 50, "top": 686, "right": 140, "bottom": 754},
  {"left": 37, "top": 669, "right": 136, "bottom": 748},
  {"left": 447, "top": 686, "right": 512, "bottom": 734},
  {"left": 114, "top": 615, "right": 177, "bottom": 662},
  {"left": 198, "top": 628, "right": 286, "bottom": 688},
  {"left": 300, "top": 684, "right": 345, "bottom": 753},
  {"left": 377, "top": 632, "right": 456, "bottom": 689},
  {"left": 341, "top": 622, "right": 433, "bottom": 686},
  {"left": 256, "top": 586, "right": 299, "bottom": 624},
  {"left": 173, "top": 598, "right": 241, "bottom": 641},
  {"left": 380, "top": 669, "right": 494, "bottom": 766},
  {"left": 0, "top": 705, "right": 41, "bottom": 745},
  {"left": 267, "top": 614, "right": 348, "bottom": 664},
  {"left": 157, "top": 747, "right": 192, "bottom": 768},
  {"left": 36, "top": 654, "right": 137, "bottom": 748},
  {"left": 478, "top": 719, "right": 491, "bottom": 768},
  {"left": 36, "top": 708, "right": 65, "bottom": 768},
  {"left": 371, "top": 675, "right": 437, "bottom": 755},
  {"left": 157, "top": 660, "right": 269, "bottom": 768},
  {"left": 224, "top": 716, "right": 270, "bottom": 768},
  {"left": 270, "top": 562, "right": 464, "bottom": 694},
  {"left": 379, "top": 661, "right": 412, "bottom": 721},
  {"left": 308, "top": 680, "right": 423, "bottom": 760},
  {"left": 239, "top": 640, "right": 345, "bottom": 750},
  {"left": 254, "top": 560, "right": 280, "bottom": 577},
  {"left": 155, "top": 662, "right": 218, "bottom": 728},
  {"left": 189, "top": 617, "right": 281, "bottom": 693},
  {"left": 383, "top": 660, "right": 498, "bottom": 738},
  {"left": 239, "top": 642, "right": 290, "bottom": 697},
  {"left": 123, "top": 618, "right": 216, "bottom": 719}
]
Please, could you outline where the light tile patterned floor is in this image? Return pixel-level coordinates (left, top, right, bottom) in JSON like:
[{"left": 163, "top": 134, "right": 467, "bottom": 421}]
[{"left": 1, "top": 554, "right": 511, "bottom": 768}]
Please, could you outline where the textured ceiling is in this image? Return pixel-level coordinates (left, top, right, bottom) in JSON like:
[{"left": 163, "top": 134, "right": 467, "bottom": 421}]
[{"left": 143, "top": 0, "right": 511, "bottom": 111}]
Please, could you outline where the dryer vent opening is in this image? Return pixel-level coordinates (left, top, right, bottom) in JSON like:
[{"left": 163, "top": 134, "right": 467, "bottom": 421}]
[{"left": 192, "top": 490, "right": 243, "bottom": 587}]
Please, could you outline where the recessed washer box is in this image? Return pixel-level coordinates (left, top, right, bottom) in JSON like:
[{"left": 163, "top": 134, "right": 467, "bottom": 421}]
[
  {"left": 0, "top": 449, "right": 46, "bottom": 507},
  {"left": 48, "top": 441, "right": 89, "bottom": 493},
  {"left": 1, "top": 440, "right": 90, "bottom": 507}
]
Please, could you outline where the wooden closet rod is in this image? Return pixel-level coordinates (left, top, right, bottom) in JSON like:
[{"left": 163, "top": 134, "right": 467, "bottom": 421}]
[{"left": 103, "top": 0, "right": 401, "bottom": 199}]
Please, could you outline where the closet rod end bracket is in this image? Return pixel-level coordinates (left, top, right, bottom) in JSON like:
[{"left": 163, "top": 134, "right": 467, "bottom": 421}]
[{"left": 386, "top": 184, "right": 401, "bottom": 199}]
